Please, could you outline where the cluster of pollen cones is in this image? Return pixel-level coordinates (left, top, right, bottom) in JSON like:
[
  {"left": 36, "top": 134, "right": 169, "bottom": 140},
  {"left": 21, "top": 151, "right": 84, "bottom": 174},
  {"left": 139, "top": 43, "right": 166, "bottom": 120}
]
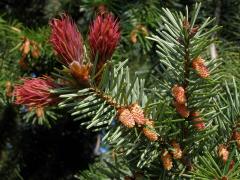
[
  {"left": 172, "top": 84, "right": 205, "bottom": 131},
  {"left": 117, "top": 103, "right": 158, "bottom": 142}
]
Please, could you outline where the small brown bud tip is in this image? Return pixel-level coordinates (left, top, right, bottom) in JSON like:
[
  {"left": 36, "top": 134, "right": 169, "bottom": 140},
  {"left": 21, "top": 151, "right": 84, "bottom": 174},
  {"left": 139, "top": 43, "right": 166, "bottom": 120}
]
[
  {"left": 171, "top": 85, "right": 186, "bottom": 104},
  {"left": 124, "top": 176, "right": 133, "bottom": 180},
  {"left": 161, "top": 150, "right": 173, "bottom": 171},
  {"left": 20, "top": 38, "right": 31, "bottom": 55},
  {"left": 117, "top": 108, "right": 135, "bottom": 128},
  {"left": 143, "top": 119, "right": 158, "bottom": 141},
  {"left": 192, "top": 57, "right": 209, "bottom": 78},
  {"left": 36, "top": 107, "right": 45, "bottom": 118},
  {"left": 130, "top": 29, "right": 138, "bottom": 44},
  {"left": 139, "top": 25, "right": 148, "bottom": 36},
  {"left": 191, "top": 111, "right": 205, "bottom": 131},
  {"left": 5, "top": 81, "right": 13, "bottom": 97},
  {"left": 170, "top": 141, "right": 182, "bottom": 159},
  {"left": 229, "top": 160, "right": 235, "bottom": 171},
  {"left": 218, "top": 144, "right": 229, "bottom": 163},
  {"left": 18, "top": 56, "right": 28, "bottom": 70},
  {"left": 129, "top": 103, "right": 146, "bottom": 125},
  {"left": 232, "top": 131, "right": 240, "bottom": 149},
  {"left": 97, "top": 4, "right": 108, "bottom": 16},
  {"left": 173, "top": 101, "right": 189, "bottom": 118},
  {"left": 182, "top": 18, "right": 190, "bottom": 30},
  {"left": 31, "top": 42, "right": 41, "bottom": 59},
  {"left": 222, "top": 176, "right": 228, "bottom": 180},
  {"left": 69, "top": 61, "right": 90, "bottom": 86},
  {"left": 190, "top": 26, "right": 199, "bottom": 37}
]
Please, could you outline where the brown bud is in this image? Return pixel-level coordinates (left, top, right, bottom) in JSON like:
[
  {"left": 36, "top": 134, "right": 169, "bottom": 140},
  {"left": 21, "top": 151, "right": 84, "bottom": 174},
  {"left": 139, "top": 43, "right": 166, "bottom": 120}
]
[
  {"left": 18, "top": 55, "right": 28, "bottom": 70},
  {"left": 5, "top": 81, "right": 13, "bottom": 97},
  {"left": 69, "top": 61, "right": 90, "bottom": 86},
  {"left": 190, "top": 25, "right": 199, "bottom": 37},
  {"left": 161, "top": 150, "right": 173, "bottom": 171},
  {"left": 192, "top": 57, "right": 209, "bottom": 78},
  {"left": 183, "top": 18, "right": 190, "bottom": 30},
  {"left": 36, "top": 107, "right": 44, "bottom": 118},
  {"left": 130, "top": 29, "right": 138, "bottom": 44},
  {"left": 173, "top": 101, "right": 189, "bottom": 118},
  {"left": 170, "top": 141, "right": 182, "bottom": 159},
  {"left": 124, "top": 176, "right": 133, "bottom": 180},
  {"left": 97, "top": 4, "right": 108, "bottom": 16},
  {"left": 139, "top": 25, "right": 148, "bottom": 36},
  {"left": 218, "top": 144, "right": 229, "bottom": 163},
  {"left": 229, "top": 160, "right": 235, "bottom": 171},
  {"left": 20, "top": 38, "right": 31, "bottom": 55},
  {"left": 129, "top": 103, "right": 146, "bottom": 125},
  {"left": 191, "top": 111, "right": 205, "bottom": 131},
  {"left": 31, "top": 42, "right": 41, "bottom": 59},
  {"left": 117, "top": 108, "right": 135, "bottom": 128},
  {"left": 172, "top": 85, "right": 186, "bottom": 104},
  {"left": 143, "top": 119, "right": 158, "bottom": 141},
  {"left": 232, "top": 131, "right": 240, "bottom": 149}
]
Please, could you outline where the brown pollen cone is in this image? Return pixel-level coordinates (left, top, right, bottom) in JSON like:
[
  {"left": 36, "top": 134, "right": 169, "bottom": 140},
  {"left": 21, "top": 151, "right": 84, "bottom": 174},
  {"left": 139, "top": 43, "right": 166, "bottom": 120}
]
[
  {"left": 192, "top": 57, "right": 209, "bottom": 78},
  {"left": 172, "top": 85, "right": 186, "bottom": 104},
  {"left": 129, "top": 103, "right": 146, "bottom": 125},
  {"left": 161, "top": 150, "right": 173, "bottom": 171},
  {"left": 232, "top": 130, "right": 240, "bottom": 149},
  {"left": 173, "top": 101, "right": 189, "bottom": 118},
  {"left": 20, "top": 38, "right": 31, "bottom": 55},
  {"left": 142, "top": 119, "right": 158, "bottom": 142},
  {"left": 170, "top": 141, "right": 182, "bottom": 159},
  {"left": 218, "top": 144, "right": 229, "bottom": 163},
  {"left": 117, "top": 107, "right": 135, "bottom": 128}
]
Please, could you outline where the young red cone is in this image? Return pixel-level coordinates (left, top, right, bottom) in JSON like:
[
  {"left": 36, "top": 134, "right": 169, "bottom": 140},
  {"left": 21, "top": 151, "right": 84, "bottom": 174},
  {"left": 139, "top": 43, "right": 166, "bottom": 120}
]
[
  {"left": 49, "top": 14, "right": 84, "bottom": 66},
  {"left": 14, "top": 76, "right": 59, "bottom": 108},
  {"left": 88, "top": 13, "right": 120, "bottom": 69}
]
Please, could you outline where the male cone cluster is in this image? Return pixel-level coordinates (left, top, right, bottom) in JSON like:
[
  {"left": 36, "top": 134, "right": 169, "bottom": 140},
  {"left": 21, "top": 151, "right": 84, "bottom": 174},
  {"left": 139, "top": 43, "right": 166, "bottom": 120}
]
[
  {"left": 172, "top": 85, "right": 189, "bottom": 118},
  {"left": 19, "top": 37, "right": 41, "bottom": 69},
  {"left": 117, "top": 103, "right": 158, "bottom": 142},
  {"left": 160, "top": 141, "right": 182, "bottom": 171}
]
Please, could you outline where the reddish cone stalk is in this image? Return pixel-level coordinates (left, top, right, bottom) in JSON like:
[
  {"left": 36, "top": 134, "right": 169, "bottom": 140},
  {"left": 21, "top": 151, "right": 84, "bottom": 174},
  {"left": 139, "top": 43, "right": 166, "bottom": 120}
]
[
  {"left": 88, "top": 14, "right": 120, "bottom": 69},
  {"left": 49, "top": 14, "right": 84, "bottom": 66},
  {"left": 14, "top": 77, "right": 58, "bottom": 108}
]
